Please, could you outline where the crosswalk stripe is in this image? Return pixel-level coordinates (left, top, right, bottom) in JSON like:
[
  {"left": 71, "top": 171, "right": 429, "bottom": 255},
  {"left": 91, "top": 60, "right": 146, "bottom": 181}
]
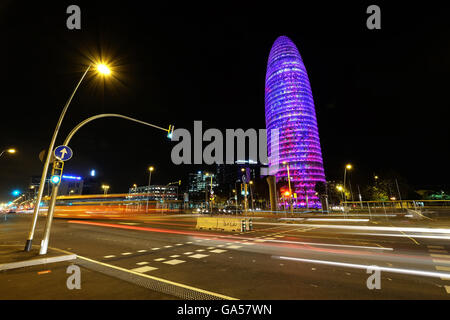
[
  {"left": 433, "top": 259, "right": 450, "bottom": 265},
  {"left": 436, "top": 266, "right": 450, "bottom": 272},
  {"left": 430, "top": 254, "right": 450, "bottom": 259},
  {"left": 131, "top": 266, "right": 158, "bottom": 273},
  {"left": 428, "top": 245, "right": 445, "bottom": 249},
  {"left": 429, "top": 249, "right": 448, "bottom": 254}
]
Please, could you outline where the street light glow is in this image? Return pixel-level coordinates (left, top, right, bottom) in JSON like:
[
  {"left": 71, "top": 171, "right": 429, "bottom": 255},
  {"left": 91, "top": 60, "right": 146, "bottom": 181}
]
[
  {"left": 346, "top": 164, "right": 352, "bottom": 170},
  {"left": 149, "top": 166, "right": 154, "bottom": 172},
  {"left": 97, "top": 64, "right": 111, "bottom": 75},
  {"left": 7, "top": 148, "right": 16, "bottom": 154}
]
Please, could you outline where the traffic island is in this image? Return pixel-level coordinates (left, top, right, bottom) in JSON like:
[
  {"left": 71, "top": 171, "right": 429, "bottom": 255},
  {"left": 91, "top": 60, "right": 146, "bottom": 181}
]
[{"left": 0, "top": 245, "right": 76, "bottom": 271}]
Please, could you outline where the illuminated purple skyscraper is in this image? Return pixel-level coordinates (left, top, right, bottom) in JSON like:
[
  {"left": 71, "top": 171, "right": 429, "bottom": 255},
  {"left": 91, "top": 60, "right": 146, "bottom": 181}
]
[{"left": 265, "top": 36, "right": 326, "bottom": 208}]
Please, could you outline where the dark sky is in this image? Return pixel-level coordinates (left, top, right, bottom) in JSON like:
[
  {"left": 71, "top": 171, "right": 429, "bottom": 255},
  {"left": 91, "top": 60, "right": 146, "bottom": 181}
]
[{"left": 1, "top": 1, "right": 450, "bottom": 202}]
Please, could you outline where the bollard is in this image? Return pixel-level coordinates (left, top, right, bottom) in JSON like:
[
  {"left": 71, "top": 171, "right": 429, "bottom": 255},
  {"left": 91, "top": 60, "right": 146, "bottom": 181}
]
[
  {"left": 249, "top": 219, "right": 253, "bottom": 231},
  {"left": 241, "top": 219, "right": 246, "bottom": 232}
]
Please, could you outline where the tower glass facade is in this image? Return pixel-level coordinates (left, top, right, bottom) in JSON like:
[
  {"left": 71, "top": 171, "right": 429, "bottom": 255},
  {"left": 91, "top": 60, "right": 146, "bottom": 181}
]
[{"left": 265, "top": 36, "right": 326, "bottom": 208}]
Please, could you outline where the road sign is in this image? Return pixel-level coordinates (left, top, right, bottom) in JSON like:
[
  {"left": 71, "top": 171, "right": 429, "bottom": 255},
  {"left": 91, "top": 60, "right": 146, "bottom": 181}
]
[{"left": 54, "top": 145, "right": 73, "bottom": 161}]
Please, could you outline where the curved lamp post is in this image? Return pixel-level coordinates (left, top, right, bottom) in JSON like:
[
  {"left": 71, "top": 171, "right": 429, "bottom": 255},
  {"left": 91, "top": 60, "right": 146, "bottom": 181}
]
[
  {"left": 25, "top": 63, "right": 111, "bottom": 251},
  {"left": 38, "top": 113, "right": 172, "bottom": 255}
]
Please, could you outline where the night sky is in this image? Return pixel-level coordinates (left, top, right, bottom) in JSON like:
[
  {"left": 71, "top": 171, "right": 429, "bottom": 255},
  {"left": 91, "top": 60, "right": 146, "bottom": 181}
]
[{"left": 1, "top": 1, "right": 450, "bottom": 202}]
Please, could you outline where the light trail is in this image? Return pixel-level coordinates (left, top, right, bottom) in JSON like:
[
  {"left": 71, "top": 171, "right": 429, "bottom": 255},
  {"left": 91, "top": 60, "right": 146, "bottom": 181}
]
[
  {"left": 255, "top": 222, "right": 450, "bottom": 235},
  {"left": 67, "top": 220, "right": 393, "bottom": 251},
  {"left": 355, "top": 232, "right": 450, "bottom": 241},
  {"left": 273, "top": 256, "right": 450, "bottom": 280}
]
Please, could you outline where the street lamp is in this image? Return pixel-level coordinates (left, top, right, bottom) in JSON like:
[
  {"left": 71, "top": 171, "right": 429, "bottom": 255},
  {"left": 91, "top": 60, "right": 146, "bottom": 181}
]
[
  {"left": 96, "top": 64, "right": 111, "bottom": 75},
  {"left": 146, "top": 166, "right": 154, "bottom": 213},
  {"left": 343, "top": 164, "right": 352, "bottom": 211},
  {"left": 25, "top": 62, "right": 112, "bottom": 252},
  {"left": 249, "top": 180, "right": 255, "bottom": 211},
  {"left": 36, "top": 112, "right": 172, "bottom": 255},
  {"left": 102, "top": 184, "right": 110, "bottom": 195},
  {"left": 0, "top": 148, "right": 16, "bottom": 158}
]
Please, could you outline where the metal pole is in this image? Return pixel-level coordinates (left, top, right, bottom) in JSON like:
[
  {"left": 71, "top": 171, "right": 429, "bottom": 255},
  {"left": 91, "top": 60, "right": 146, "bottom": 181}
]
[
  {"left": 343, "top": 168, "right": 347, "bottom": 214},
  {"left": 244, "top": 183, "right": 248, "bottom": 213},
  {"left": 39, "top": 184, "right": 59, "bottom": 255},
  {"left": 357, "top": 185, "right": 363, "bottom": 210},
  {"left": 210, "top": 175, "right": 213, "bottom": 212},
  {"left": 249, "top": 183, "right": 254, "bottom": 211},
  {"left": 25, "top": 64, "right": 91, "bottom": 252},
  {"left": 146, "top": 170, "right": 152, "bottom": 213},
  {"left": 395, "top": 178, "right": 403, "bottom": 209}
]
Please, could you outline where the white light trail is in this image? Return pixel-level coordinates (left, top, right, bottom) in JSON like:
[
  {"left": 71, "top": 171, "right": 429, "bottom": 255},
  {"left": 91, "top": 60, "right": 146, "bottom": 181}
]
[{"left": 274, "top": 256, "right": 450, "bottom": 279}]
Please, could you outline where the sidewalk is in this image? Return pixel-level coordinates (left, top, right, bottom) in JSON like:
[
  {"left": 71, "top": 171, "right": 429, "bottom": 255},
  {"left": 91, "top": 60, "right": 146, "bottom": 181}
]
[{"left": 0, "top": 244, "right": 76, "bottom": 271}]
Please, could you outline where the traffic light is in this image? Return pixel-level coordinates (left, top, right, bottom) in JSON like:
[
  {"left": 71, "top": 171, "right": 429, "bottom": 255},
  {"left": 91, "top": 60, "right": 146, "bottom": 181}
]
[{"left": 50, "top": 161, "right": 64, "bottom": 185}]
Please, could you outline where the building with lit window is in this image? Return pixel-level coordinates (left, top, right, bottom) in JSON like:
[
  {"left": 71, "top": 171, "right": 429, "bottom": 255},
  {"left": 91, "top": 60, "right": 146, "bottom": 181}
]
[
  {"left": 265, "top": 36, "right": 326, "bottom": 208},
  {"left": 128, "top": 185, "right": 178, "bottom": 201}
]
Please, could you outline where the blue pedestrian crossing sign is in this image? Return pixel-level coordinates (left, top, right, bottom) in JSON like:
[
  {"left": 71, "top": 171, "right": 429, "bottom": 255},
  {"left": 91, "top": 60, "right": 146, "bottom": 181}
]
[{"left": 54, "top": 145, "right": 73, "bottom": 161}]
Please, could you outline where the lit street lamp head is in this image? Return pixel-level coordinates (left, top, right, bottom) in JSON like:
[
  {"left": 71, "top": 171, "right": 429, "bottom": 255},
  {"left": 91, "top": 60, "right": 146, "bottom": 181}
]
[
  {"left": 149, "top": 166, "right": 154, "bottom": 172},
  {"left": 346, "top": 164, "right": 352, "bottom": 170},
  {"left": 96, "top": 64, "right": 111, "bottom": 75},
  {"left": 7, "top": 148, "right": 16, "bottom": 154}
]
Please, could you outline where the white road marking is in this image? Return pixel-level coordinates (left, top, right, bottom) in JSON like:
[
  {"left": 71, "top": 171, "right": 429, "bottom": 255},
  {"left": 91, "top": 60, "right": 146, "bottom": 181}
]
[
  {"left": 428, "top": 245, "right": 445, "bottom": 249},
  {"left": 154, "top": 258, "right": 166, "bottom": 261},
  {"left": 137, "top": 250, "right": 147, "bottom": 253},
  {"left": 189, "top": 254, "right": 209, "bottom": 259},
  {"left": 121, "top": 252, "right": 132, "bottom": 255},
  {"left": 152, "top": 248, "right": 160, "bottom": 250},
  {"left": 226, "top": 245, "right": 242, "bottom": 249},
  {"left": 433, "top": 259, "right": 450, "bottom": 265},
  {"left": 131, "top": 266, "right": 158, "bottom": 273},
  {"left": 217, "top": 245, "right": 225, "bottom": 247},
  {"left": 445, "top": 286, "right": 450, "bottom": 294},
  {"left": 104, "top": 255, "right": 115, "bottom": 258},
  {"left": 170, "top": 255, "right": 180, "bottom": 258},
  {"left": 429, "top": 249, "right": 448, "bottom": 253},
  {"left": 185, "top": 242, "right": 193, "bottom": 244},
  {"left": 175, "top": 244, "right": 183, "bottom": 246},
  {"left": 436, "top": 266, "right": 450, "bottom": 272},
  {"left": 164, "top": 245, "right": 173, "bottom": 248},
  {"left": 183, "top": 252, "right": 194, "bottom": 255},
  {"left": 195, "top": 249, "right": 205, "bottom": 252},
  {"left": 242, "top": 243, "right": 254, "bottom": 245},
  {"left": 431, "top": 254, "right": 450, "bottom": 259},
  {"left": 119, "top": 222, "right": 139, "bottom": 225},
  {"left": 163, "top": 259, "right": 185, "bottom": 265},
  {"left": 136, "top": 262, "right": 149, "bottom": 265},
  {"left": 207, "top": 247, "right": 215, "bottom": 249},
  {"left": 210, "top": 249, "right": 227, "bottom": 253}
]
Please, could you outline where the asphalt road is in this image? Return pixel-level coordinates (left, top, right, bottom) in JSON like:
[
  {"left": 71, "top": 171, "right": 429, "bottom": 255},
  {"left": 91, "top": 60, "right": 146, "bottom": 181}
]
[{"left": 1, "top": 212, "right": 450, "bottom": 299}]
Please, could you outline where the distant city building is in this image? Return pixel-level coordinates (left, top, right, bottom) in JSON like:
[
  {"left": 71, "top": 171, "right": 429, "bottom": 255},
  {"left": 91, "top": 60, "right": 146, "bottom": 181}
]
[
  {"left": 128, "top": 185, "right": 178, "bottom": 201},
  {"left": 215, "top": 160, "right": 261, "bottom": 195},
  {"left": 265, "top": 36, "right": 326, "bottom": 208},
  {"left": 188, "top": 171, "right": 218, "bottom": 193}
]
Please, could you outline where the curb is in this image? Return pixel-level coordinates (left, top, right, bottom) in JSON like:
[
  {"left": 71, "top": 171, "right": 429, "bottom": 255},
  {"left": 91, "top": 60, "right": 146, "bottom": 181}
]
[{"left": 0, "top": 254, "right": 77, "bottom": 271}]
